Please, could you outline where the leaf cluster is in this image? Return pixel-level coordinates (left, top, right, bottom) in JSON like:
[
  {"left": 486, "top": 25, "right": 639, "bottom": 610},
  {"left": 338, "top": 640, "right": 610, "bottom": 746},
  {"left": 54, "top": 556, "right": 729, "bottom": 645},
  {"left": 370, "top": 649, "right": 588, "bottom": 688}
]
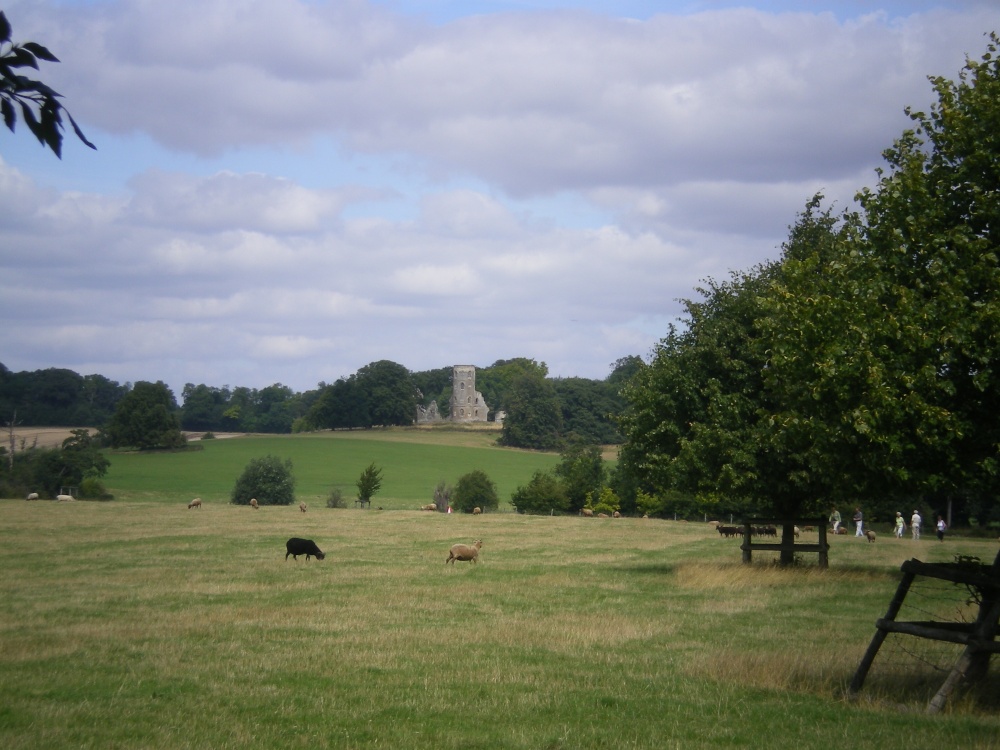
[{"left": 0, "top": 11, "right": 94, "bottom": 157}]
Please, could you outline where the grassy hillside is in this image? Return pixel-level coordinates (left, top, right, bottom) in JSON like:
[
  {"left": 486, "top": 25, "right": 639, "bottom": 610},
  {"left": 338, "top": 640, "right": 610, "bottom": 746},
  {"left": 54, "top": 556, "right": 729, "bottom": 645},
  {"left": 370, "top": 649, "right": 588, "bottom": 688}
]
[
  {"left": 2, "top": 500, "right": 998, "bottom": 749},
  {"left": 102, "top": 428, "right": 562, "bottom": 508}
]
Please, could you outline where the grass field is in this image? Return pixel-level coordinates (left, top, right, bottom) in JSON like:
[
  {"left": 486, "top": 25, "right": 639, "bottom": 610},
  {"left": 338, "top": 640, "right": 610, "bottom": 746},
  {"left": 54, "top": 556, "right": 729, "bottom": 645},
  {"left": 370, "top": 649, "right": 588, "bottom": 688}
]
[
  {"left": 101, "top": 427, "right": 561, "bottom": 509},
  {"left": 3, "top": 431, "right": 1000, "bottom": 748}
]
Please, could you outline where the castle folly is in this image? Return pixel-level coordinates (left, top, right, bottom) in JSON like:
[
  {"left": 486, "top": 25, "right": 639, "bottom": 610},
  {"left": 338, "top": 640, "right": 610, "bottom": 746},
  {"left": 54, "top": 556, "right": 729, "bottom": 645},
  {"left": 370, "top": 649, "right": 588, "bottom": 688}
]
[{"left": 416, "top": 365, "right": 490, "bottom": 424}]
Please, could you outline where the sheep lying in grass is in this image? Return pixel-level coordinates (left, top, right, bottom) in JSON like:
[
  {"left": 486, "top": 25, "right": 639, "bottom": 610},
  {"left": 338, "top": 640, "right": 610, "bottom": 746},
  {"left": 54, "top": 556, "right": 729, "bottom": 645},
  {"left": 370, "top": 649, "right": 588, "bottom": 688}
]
[
  {"left": 866, "top": 530, "right": 877, "bottom": 543},
  {"left": 446, "top": 539, "right": 482, "bottom": 565},
  {"left": 187, "top": 498, "right": 202, "bottom": 509},
  {"left": 421, "top": 504, "right": 437, "bottom": 511},
  {"left": 56, "top": 494, "right": 75, "bottom": 502},
  {"left": 250, "top": 498, "right": 259, "bottom": 509}
]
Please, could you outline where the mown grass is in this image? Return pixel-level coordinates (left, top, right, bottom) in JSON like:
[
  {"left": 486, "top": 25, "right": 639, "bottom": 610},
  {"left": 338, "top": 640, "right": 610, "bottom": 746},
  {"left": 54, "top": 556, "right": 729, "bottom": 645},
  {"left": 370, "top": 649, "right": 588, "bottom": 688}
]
[
  {"left": 2, "top": 492, "right": 1000, "bottom": 749},
  {"left": 103, "top": 429, "right": 561, "bottom": 508}
]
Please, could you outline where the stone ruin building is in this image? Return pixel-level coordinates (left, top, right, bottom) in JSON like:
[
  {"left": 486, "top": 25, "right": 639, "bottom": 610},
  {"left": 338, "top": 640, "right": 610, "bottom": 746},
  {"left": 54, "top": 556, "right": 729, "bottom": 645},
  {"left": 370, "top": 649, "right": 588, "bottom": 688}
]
[{"left": 416, "top": 365, "right": 490, "bottom": 424}]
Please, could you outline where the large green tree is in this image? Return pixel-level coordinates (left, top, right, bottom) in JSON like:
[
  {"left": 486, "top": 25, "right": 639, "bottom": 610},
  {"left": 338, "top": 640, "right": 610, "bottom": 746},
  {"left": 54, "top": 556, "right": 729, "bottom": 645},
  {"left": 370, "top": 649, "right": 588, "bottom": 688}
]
[
  {"left": 619, "top": 33, "right": 1000, "bottom": 535},
  {"left": 105, "top": 381, "right": 185, "bottom": 450}
]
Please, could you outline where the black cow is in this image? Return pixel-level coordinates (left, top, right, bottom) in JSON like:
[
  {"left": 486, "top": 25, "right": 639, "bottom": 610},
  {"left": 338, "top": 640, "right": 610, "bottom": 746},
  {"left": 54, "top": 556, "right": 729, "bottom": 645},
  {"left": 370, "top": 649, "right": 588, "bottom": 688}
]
[{"left": 285, "top": 537, "right": 325, "bottom": 561}]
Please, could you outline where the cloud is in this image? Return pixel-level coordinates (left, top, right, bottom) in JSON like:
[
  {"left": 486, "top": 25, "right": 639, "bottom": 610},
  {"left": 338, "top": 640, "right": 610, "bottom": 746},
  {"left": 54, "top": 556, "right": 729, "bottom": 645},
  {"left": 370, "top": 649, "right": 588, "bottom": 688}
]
[{"left": 0, "top": 0, "right": 993, "bottom": 395}]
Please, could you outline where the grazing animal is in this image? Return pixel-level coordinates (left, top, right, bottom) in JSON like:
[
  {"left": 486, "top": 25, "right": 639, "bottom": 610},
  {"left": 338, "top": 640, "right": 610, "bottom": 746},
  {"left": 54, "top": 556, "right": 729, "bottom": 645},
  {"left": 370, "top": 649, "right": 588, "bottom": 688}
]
[
  {"left": 446, "top": 539, "right": 482, "bottom": 565},
  {"left": 56, "top": 494, "right": 75, "bottom": 502},
  {"left": 836, "top": 527, "right": 848, "bottom": 535},
  {"left": 299, "top": 502, "right": 307, "bottom": 513},
  {"left": 580, "top": 508, "right": 594, "bottom": 517},
  {"left": 866, "top": 530, "right": 877, "bottom": 543},
  {"left": 793, "top": 526, "right": 801, "bottom": 538},
  {"left": 613, "top": 511, "right": 622, "bottom": 518},
  {"left": 473, "top": 507, "right": 482, "bottom": 515},
  {"left": 25, "top": 492, "right": 39, "bottom": 501},
  {"left": 421, "top": 504, "right": 437, "bottom": 511},
  {"left": 285, "top": 537, "right": 325, "bottom": 561},
  {"left": 187, "top": 498, "right": 202, "bottom": 509},
  {"left": 250, "top": 498, "right": 259, "bottom": 509}
]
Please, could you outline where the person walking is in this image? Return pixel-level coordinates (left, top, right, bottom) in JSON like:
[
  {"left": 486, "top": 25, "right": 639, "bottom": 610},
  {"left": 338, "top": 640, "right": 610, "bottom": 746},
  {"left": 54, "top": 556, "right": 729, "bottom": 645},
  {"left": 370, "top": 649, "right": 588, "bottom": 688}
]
[
  {"left": 894, "top": 512, "right": 905, "bottom": 538},
  {"left": 829, "top": 508, "right": 841, "bottom": 535},
  {"left": 911, "top": 510, "right": 922, "bottom": 540},
  {"left": 853, "top": 507, "right": 864, "bottom": 537},
  {"left": 936, "top": 515, "right": 947, "bottom": 542}
]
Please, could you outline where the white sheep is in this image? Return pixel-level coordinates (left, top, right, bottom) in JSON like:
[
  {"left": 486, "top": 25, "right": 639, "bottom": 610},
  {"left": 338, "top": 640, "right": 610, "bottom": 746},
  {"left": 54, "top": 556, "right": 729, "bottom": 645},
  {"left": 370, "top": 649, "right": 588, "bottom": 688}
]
[
  {"left": 473, "top": 507, "right": 482, "bottom": 515},
  {"left": 188, "top": 498, "right": 202, "bottom": 509},
  {"left": 580, "top": 508, "right": 594, "bottom": 517},
  {"left": 866, "top": 530, "right": 877, "bottom": 543},
  {"left": 250, "top": 498, "right": 259, "bottom": 510},
  {"left": 299, "top": 502, "right": 307, "bottom": 513},
  {"left": 56, "top": 494, "right": 75, "bottom": 502},
  {"left": 421, "top": 503, "right": 437, "bottom": 511},
  {"left": 446, "top": 539, "right": 482, "bottom": 565},
  {"left": 25, "top": 492, "right": 39, "bottom": 501}
]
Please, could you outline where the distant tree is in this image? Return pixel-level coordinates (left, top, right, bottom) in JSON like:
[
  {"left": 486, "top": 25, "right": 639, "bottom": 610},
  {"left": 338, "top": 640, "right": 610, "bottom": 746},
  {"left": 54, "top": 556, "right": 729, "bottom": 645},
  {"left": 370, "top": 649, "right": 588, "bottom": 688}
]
[
  {"left": 551, "top": 377, "right": 623, "bottom": 444},
  {"left": 511, "top": 469, "right": 569, "bottom": 514},
  {"left": 452, "top": 469, "right": 499, "bottom": 513},
  {"left": 105, "top": 381, "right": 185, "bottom": 450},
  {"left": 356, "top": 462, "right": 384, "bottom": 506},
  {"left": 308, "top": 376, "right": 370, "bottom": 430},
  {"left": 498, "top": 371, "right": 562, "bottom": 450},
  {"left": 478, "top": 358, "right": 548, "bottom": 418},
  {"left": 356, "top": 360, "right": 416, "bottom": 426},
  {"left": 181, "top": 383, "right": 228, "bottom": 431},
  {"left": 231, "top": 455, "right": 295, "bottom": 506},
  {"left": 607, "top": 356, "right": 644, "bottom": 387},
  {"left": 554, "top": 442, "right": 607, "bottom": 513},
  {"left": 0, "top": 11, "right": 95, "bottom": 157}
]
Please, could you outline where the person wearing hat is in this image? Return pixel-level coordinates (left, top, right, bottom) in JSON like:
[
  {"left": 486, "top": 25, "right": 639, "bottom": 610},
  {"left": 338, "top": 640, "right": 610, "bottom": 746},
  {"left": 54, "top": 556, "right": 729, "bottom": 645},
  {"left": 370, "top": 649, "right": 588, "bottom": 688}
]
[
  {"left": 910, "top": 510, "right": 922, "bottom": 540},
  {"left": 894, "top": 512, "right": 905, "bottom": 538}
]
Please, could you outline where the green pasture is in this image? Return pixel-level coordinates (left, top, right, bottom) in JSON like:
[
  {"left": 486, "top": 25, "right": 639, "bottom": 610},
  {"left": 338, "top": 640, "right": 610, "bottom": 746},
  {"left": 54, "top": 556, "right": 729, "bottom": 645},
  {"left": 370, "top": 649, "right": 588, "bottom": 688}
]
[
  {"left": 2, "top": 495, "right": 1000, "bottom": 749},
  {"left": 102, "top": 428, "right": 561, "bottom": 508}
]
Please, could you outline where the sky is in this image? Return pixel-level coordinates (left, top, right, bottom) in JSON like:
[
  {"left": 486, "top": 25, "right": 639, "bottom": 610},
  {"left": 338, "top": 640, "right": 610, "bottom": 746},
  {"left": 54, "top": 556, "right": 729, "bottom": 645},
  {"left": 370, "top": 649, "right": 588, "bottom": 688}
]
[{"left": 0, "top": 0, "right": 995, "bottom": 400}]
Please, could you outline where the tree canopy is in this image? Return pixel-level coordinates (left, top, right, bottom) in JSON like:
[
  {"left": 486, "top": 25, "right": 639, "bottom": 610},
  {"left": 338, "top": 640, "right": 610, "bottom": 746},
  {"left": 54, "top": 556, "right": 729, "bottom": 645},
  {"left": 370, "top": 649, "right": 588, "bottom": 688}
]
[
  {"left": 617, "top": 33, "right": 1000, "bottom": 530},
  {"left": 104, "top": 381, "right": 185, "bottom": 450}
]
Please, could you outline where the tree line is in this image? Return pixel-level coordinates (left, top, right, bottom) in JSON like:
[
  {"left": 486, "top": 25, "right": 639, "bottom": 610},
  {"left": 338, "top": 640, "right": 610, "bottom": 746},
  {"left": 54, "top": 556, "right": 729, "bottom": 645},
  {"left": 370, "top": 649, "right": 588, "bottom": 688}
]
[
  {"left": 614, "top": 34, "right": 1000, "bottom": 536},
  {"left": 1, "top": 355, "right": 641, "bottom": 449}
]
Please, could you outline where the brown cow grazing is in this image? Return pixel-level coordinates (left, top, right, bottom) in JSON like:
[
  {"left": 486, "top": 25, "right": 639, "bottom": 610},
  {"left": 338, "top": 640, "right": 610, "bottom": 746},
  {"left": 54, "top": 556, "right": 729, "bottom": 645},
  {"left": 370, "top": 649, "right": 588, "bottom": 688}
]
[
  {"left": 285, "top": 538, "right": 325, "bottom": 561},
  {"left": 446, "top": 539, "right": 482, "bottom": 565}
]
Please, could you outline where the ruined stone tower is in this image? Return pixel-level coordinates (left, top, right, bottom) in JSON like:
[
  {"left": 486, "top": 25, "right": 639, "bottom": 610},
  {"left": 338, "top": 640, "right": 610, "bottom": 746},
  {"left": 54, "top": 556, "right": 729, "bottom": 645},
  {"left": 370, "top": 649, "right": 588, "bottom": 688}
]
[{"left": 449, "top": 365, "right": 489, "bottom": 423}]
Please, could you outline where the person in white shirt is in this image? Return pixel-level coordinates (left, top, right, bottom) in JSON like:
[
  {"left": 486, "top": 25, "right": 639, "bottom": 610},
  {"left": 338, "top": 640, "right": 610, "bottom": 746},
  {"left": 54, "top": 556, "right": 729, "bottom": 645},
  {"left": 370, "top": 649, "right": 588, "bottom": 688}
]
[{"left": 911, "top": 510, "right": 922, "bottom": 540}]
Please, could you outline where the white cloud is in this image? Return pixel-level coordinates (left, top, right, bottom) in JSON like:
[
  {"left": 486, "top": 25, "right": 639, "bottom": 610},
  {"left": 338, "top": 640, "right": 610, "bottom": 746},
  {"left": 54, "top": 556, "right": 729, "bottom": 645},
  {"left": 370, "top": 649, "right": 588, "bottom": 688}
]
[{"left": 0, "top": 0, "right": 993, "bottom": 395}]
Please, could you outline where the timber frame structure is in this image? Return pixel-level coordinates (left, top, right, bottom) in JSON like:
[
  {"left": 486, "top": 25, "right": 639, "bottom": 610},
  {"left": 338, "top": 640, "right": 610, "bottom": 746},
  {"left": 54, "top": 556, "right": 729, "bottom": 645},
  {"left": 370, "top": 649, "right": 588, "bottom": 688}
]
[
  {"left": 740, "top": 518, "right": 830, "bottom": 568},
  {"left": 848, "top": 549, "right": 1000, "bottom": 713}
]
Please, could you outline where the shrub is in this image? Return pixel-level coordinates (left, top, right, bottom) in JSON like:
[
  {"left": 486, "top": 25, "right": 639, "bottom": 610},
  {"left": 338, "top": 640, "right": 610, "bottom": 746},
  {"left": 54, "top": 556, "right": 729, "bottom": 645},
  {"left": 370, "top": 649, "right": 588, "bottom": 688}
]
[
  {"left": 511, "top": 470, "right": 569, "bottom": 514},
  {"left": 78, "top": 477, "right": 112, "bottom": 500},
  {"left": 452, "top": 469, "right": 499, "bottom": 513},
  {"left": 326, "top": 487, "right": 347, "bottom": 509},
  {"left": 231, "top": 455, "right": 295, "bottom": 505},
  {"left": 356, "top": 463, "right": 383, "bottom": 506}
]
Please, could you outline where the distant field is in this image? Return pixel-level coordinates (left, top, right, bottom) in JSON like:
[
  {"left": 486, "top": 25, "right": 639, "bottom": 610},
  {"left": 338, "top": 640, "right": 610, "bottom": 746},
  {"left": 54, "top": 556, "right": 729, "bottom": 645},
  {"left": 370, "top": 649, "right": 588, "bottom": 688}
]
[
  {"left": 2, "top": 500, "right": 999, "bottom": 749},
  {"left": 101, "top": 427, "right": 563, "bottom": 509}
]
